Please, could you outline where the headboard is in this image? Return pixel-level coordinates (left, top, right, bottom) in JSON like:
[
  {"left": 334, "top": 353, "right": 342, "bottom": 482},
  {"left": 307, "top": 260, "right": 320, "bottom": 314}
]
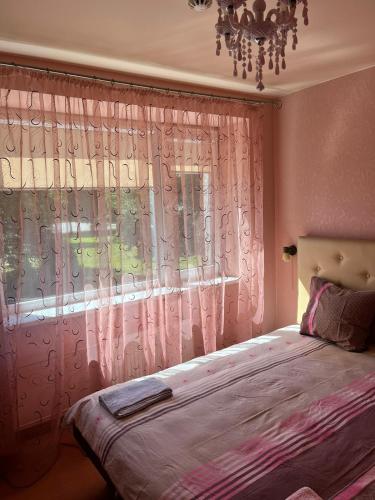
[{"left": 298, "top": 236, "right": 375, "bottom": 321}]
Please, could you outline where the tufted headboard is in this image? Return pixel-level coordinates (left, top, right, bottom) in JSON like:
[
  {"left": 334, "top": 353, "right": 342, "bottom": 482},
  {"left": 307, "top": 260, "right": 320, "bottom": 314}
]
[{"left": 297, "top": 236, "right": 375, "bottom": 321}]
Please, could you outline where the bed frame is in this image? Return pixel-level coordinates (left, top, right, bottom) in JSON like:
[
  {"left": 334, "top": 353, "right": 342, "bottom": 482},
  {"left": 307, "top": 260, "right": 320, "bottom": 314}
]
[
  {"left": 73, "top": 425, "right": 121, "bottom": 499},
  {"left": 74, "top": 236, "right": 375, "bottom": 499}
]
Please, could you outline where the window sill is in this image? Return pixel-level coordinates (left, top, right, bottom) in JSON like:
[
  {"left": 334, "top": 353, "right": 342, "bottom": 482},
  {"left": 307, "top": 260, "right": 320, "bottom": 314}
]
[{"left": 6, "top": 276, "right": 239, "bottom": 325}]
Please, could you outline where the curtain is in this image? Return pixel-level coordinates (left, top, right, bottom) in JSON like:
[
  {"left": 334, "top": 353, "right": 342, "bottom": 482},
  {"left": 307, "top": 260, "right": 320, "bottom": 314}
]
[{"left": 0, "top": 67, "right": 264, "bottom": 486}]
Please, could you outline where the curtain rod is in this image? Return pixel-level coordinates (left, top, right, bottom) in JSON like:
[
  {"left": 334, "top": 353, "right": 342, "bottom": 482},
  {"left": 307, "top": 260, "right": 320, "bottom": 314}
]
[{"left": 0, "top": 61, "right": 279, "bottom": 107}]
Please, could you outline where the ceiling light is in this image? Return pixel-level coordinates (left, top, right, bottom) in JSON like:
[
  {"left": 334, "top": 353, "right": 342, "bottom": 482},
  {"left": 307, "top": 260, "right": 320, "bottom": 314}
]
[
  {"left": 190, "top": 0, "right": 309, "bottom": 91},
  {"left": 188, "top": 0, "right": 213, "bottom": 12}
]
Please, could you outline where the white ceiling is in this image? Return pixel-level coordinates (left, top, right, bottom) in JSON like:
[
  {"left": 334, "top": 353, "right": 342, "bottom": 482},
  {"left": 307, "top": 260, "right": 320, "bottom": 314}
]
[{"left": 1, "top": 0, "right": 375, "bottom": 97}]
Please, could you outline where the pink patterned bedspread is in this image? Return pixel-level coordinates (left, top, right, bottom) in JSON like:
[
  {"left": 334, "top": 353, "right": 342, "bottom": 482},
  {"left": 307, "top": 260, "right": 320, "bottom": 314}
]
[{"left": 65, "top": 326, "right": 375, "bottom": 499}]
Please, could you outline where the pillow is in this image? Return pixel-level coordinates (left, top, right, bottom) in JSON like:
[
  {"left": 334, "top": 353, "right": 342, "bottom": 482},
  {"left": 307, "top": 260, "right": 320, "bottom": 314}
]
[{"left": 300, "top": 276, "right": 375, "bottom": 352}]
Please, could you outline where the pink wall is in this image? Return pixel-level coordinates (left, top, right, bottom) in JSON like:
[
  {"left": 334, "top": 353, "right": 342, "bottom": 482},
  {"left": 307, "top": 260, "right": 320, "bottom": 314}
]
[{"left": 273, "top": 66, "right": 375, "bottom": 327}]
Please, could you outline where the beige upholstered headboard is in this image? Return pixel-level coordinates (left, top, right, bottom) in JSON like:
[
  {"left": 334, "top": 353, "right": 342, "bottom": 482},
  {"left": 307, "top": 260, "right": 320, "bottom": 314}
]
[{"left": 298, "top": 236, "right": 375, "bottom": 321}]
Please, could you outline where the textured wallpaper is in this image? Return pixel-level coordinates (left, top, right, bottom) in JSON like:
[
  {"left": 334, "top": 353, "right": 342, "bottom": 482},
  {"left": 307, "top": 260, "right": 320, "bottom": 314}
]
[{"left": 273, "top": 66, "right": 375, "bottom": 326}]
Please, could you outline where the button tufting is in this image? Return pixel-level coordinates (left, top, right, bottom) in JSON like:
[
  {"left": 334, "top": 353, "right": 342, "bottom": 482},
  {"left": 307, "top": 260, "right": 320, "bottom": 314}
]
[
  {"left": 366, "top": 273, "right": 371, "bottom": 280},
  {"left": 337, "top": 254, "right": 343, "bottom": 262},
  {"left": 314, "top": 265, "right": 321, "bottom": 273}
]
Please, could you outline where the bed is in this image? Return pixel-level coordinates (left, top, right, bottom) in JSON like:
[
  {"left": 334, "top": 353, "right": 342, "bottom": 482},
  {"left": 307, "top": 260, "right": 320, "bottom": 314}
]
[{"left": 65, "top": 236, "right": 375, "bottom": 499}]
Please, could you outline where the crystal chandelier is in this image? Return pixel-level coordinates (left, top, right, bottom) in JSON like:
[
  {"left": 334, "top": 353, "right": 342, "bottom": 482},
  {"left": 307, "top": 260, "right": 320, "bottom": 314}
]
[{"left": 191, "top": 0, "right": 309, "bottom": 91}]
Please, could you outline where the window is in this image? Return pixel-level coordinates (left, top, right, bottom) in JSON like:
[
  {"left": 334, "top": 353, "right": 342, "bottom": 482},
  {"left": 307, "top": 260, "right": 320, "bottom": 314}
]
[
  {"left": 176, "top": 171, "right": 212, "bottom": 272},
  {"left": 0, "top": 111, "right": 222, "bottom": 314},
  {"left": 0, "top": 173, "right": 215, "bottom": 312}
]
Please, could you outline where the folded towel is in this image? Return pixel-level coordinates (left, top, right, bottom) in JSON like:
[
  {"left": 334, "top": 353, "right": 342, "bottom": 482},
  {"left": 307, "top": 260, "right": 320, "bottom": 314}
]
[
  {"left": 99, "top": 377, "right": 173, "bottom": 419},
  {"left": 285, "top": 487, "right": 323, "bottom": 500}
]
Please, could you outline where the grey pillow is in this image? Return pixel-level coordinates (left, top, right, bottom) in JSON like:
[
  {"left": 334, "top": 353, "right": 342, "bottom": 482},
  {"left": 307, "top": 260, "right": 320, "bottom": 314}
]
[{"left": 300, "top": 276, "right": 375, "bottom": 352}]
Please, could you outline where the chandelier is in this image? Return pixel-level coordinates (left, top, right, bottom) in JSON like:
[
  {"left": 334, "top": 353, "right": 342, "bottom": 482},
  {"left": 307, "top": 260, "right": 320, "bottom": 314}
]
[{"left": 189, "top": 0, "right": 309, "bottom": 91}]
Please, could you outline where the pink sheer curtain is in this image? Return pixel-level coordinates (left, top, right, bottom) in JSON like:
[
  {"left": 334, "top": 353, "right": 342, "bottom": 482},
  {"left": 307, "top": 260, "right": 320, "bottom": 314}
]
[{"left": 0, "top": 67, "right": 264, "bottom": 486}]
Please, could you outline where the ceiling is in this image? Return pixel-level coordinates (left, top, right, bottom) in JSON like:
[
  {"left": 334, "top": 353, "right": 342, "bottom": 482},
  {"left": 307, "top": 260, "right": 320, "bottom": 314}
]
[{"left": 1, "top": 0, "right": 375, "bottom": 97}]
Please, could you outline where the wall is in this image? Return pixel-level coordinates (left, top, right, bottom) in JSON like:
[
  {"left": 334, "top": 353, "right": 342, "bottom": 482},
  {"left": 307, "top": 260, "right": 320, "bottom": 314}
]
[{"left": 274, "top": 66, "right": 375, "bottom": 327}]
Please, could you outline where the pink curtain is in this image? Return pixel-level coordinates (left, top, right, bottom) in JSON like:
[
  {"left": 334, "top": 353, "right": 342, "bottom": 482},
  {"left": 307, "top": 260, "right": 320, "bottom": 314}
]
[{"left": 0, "top": 67, "right": 264, "bottom": 486}]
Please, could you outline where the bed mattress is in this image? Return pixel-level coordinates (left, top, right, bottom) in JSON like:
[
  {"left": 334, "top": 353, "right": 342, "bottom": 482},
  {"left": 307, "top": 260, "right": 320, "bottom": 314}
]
[{"left": 65, "top": 325, "right": 375, "bottom": 499}]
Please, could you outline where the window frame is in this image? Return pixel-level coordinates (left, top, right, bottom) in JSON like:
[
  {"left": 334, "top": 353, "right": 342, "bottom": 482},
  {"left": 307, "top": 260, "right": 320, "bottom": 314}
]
[{"left": 0, "top": 112, "right": 233, "bottom": 316}]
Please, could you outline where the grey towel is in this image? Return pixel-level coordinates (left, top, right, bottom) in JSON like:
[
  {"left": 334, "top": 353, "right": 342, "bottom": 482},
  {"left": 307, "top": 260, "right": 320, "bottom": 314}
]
[{"left": 99, "top": 377, "right": 173, "bottom": 419}]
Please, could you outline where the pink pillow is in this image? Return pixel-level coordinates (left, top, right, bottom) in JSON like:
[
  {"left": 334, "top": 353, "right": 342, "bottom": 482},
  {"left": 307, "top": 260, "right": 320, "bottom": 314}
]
[{"left": 300, "top": 276, "right": 375, "bottom": 352}]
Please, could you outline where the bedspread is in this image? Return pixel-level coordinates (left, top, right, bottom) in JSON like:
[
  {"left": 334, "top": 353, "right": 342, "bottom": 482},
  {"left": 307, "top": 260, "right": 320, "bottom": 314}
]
[{"left": 65, "top": 325, "right": 375, "bottom": 499}]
